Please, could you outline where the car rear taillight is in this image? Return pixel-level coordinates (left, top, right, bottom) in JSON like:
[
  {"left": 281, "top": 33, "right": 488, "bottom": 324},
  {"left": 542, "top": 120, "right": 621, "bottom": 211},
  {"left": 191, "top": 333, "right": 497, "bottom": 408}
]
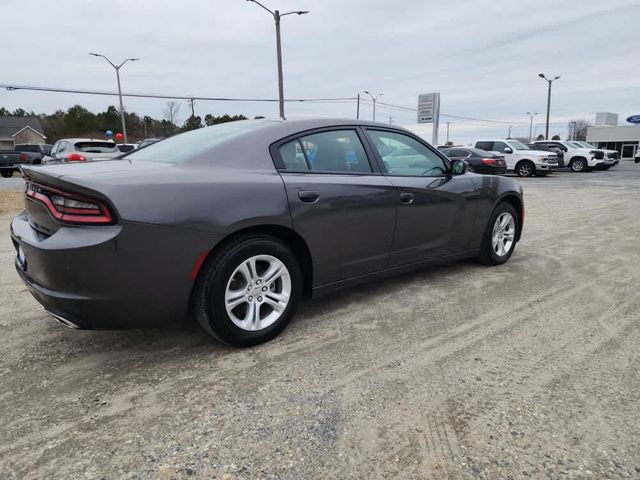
[
  {"left": 19, "top": 153, "right": 28, "bottom": 162},
  {"left": 67, "top": 153, "right": 87, "bottom": 162},
  {"left": 25, "top": 182, "right": 113, "bottom": 225},
  {"left": 481, "top": 158, "right": 497, "bottom": 165}
]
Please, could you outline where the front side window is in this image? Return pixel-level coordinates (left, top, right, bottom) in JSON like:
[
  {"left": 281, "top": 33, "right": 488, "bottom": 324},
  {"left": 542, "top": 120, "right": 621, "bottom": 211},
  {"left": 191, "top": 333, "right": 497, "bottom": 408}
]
[
  {"left": 367, "top": 130, "right": 447, "bottom": 176},
  {"left": 280, "top": 130, "right": 371, "bottom": 173},
  {"left": 506, "top": 140, "right": 529, "bottom": 151},
  {"left": 493, "top": 141, "right": 511, "bottom": 153},
  {"left": 475, "top": 141, "right": 494, "bottom": 151}
]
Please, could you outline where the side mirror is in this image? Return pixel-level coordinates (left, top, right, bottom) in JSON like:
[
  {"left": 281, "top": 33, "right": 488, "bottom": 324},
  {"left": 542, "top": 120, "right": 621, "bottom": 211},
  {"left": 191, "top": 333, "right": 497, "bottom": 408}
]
[
  {"left": 503, "top": 147, "right": 513, "bottom": 154},
  {"left": 451, "top": 159, "right": 468, "bottom": 175}
]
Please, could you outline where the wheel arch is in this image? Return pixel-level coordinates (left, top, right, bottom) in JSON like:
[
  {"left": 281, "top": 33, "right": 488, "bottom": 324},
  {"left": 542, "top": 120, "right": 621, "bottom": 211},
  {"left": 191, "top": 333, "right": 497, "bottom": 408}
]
[
  {"left": 495, "top": 194, "right": 524, "bottom": 241},
  {"left": 192, "top": 224, "right": 314, "bottom": 299}
]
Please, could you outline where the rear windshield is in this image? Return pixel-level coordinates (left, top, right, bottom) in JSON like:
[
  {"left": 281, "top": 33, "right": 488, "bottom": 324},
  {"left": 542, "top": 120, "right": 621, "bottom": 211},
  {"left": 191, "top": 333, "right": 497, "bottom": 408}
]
[
  {"left": 125, "top": 121, "right": 259, "bottom": 163},
  {"left": 74, "top": 142, "right": 118, "bottom": 153},
  {"left": 117, "top": 144, "right": 135, "bottom": 152}
]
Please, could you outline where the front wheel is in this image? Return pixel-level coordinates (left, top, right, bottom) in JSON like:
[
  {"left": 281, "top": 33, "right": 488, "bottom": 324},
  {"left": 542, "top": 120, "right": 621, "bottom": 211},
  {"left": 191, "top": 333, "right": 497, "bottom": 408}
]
[
  {"left": 478, "top": 203, "right": 519, "bottom": 265},
  {"left": 515, "top": 161, "right": 535, "bottom": 177},
  {"left": 194, "top": 235, "right": 302, "bottom": 347},
  {"left": 570, "top": 158, "right": 587, "bottom": 172}
]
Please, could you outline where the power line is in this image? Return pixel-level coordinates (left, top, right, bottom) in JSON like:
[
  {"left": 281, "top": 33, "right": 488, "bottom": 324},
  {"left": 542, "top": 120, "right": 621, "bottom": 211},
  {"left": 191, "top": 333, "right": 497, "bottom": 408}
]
[{"left": 1, "top": 84, "right": 356, "bottom": 103}]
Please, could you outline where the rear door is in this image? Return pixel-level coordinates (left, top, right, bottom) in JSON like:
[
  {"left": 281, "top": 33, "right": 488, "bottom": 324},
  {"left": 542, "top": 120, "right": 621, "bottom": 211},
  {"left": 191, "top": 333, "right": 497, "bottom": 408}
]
[
  {"left": 364, "top": 128, "right": 477, "bottom": 267},
  {"left": 272, "top": 128, "right": 397, "bottom": 286}
]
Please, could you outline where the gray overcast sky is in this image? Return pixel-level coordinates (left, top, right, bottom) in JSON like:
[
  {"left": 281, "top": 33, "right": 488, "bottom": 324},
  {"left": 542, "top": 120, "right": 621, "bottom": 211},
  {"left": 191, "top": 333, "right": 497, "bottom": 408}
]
[{"left": 2, "top": 0, "right": 640, "bottom": 143}]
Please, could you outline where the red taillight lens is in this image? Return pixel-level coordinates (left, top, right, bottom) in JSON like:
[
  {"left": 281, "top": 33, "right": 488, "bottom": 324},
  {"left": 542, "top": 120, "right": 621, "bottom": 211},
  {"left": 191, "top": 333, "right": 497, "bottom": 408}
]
[
  {"left": 67, "top": 153, "right": 87, "bottom": 162},
  {"left": 25, "top": 182, "right": 113, "bottom": 225},
  {"left": 19, "top": 153, "right": 28, "bottom": 162},
  {"left": 481, "top": 158, "right": 497, "bottom": 165}
]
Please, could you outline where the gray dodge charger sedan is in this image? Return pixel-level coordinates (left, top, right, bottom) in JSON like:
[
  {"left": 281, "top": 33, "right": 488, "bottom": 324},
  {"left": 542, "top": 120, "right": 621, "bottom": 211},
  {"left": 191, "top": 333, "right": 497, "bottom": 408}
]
[{"left": 11, "top": 118, "right": 524, "bottom": 347}]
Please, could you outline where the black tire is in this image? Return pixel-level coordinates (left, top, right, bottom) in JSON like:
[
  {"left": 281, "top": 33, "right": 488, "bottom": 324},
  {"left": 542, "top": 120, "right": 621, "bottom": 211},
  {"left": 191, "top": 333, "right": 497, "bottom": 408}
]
[
  {"left": 467, "top": 165, "right": 475, "bottom": 173},
  {"left": 478, "top": 202, "right": 519, "bottom": 266},
  {"left": 634, "top": 158, "right": 639, "bottom": 164},
  {"left": 194, "top": 235, "right": 302, "bottom": 347},
  {"left": 515, "top": 160, "right": 535, "bottom": 177},
  {"left": 570, "top": 157, "right": 587, "bottom": 172},
  {"left": 0, "top": 170, "right": 13, "bottom": 178}
]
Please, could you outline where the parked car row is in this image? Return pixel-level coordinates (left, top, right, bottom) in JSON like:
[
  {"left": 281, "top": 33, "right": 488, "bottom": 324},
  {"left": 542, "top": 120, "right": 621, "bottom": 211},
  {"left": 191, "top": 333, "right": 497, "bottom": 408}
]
[{"left": 440, "top": 138, "right": 621, "bottom": 177}]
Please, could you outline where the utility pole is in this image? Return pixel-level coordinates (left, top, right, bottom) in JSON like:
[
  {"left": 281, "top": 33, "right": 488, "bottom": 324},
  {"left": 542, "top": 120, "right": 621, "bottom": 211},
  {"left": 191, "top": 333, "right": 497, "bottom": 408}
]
[
  {"left": 188, "top": 98, "right": 196, "bottom": 118},
  {"left": 446, "top": 122, "right": 450, "bottom": 144},
  {"left": 89, "top": 53, "right": 140, "bottom": 143},
  {"left": 389, "top": 116, "right": 394, "bottom": 124},
  {"left": 538, "top": 73, "right": 560, "bottom": 140},
  {"left": 508, "top": 124, "right": 512, "bottom": 138},
  {"left": 356, "top": 93, "right": 360, "bottom": 119},
  {"left": 526, "top": 112, "right": 538, "bottom": 142},
  {"left": 246, "top": 1, "right": 309, "bottom": 120},
  {"left": 364, "top": 91, "right": 383, "bottom": 122}
]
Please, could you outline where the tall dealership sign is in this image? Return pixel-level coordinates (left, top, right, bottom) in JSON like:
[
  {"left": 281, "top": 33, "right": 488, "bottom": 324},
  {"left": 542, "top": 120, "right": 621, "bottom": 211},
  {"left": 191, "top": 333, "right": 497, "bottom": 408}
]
[{"left": 417, "top": 92, "right": 440, "bottom": 146}]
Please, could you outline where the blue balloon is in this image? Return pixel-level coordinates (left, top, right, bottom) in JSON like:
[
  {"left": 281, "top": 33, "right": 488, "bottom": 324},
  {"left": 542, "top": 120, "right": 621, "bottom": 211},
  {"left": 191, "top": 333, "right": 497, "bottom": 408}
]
[{"left": 105, "top": 130, "right": 113, "bottom": 138}]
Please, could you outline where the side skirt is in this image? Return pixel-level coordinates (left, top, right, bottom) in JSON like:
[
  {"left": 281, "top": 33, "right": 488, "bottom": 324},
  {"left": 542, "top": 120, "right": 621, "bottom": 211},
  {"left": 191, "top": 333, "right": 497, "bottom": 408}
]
[{"left": 311, "top": 249, "right": 480, "bottom": 298}]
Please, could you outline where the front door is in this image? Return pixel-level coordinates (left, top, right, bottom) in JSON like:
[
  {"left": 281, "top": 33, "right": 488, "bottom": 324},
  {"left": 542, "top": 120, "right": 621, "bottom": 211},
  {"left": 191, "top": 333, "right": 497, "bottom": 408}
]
[
  {"left": 274, "top": 128, "right": 397, "bottom": 286},
  {"left": 363, "top": 128, "right": 477, "bottom": 267}
]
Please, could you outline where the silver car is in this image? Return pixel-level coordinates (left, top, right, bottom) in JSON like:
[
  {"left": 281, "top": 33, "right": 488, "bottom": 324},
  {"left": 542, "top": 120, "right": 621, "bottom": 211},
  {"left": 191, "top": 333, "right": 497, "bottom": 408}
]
[{"left": 43, "top": 138, "right": 121, "bottom": 164}]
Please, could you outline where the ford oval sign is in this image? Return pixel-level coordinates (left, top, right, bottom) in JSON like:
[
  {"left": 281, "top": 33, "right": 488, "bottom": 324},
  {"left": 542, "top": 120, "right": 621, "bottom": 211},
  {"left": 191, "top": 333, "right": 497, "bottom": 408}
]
[{"left": 626, "top": 114, "right": 640, "bottom": 124}]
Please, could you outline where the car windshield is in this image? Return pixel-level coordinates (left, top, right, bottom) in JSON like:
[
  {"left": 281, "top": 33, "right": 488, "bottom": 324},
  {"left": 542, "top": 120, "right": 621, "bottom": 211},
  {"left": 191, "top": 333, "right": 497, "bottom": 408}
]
[
  {"left": 74, "top": 141, "right": 118, "bottom": 153},
  {"left": 508, "top": 140, "right": 529, "bottom": 150},
  {"left": 126, "top": 121, "right": 259, "bottom": 163},
  {"left": 577, "top": 141, "right": 594, "bottom": 148},
  {"left": 563, "top": 142, "right": 577, "bottom": 149}
]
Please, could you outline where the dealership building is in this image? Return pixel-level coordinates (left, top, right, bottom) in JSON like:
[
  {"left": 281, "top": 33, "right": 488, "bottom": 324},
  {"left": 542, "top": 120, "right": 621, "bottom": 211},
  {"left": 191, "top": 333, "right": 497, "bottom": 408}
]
[{"left": 586, "top": 112, "right": 640, "bottom": 158}]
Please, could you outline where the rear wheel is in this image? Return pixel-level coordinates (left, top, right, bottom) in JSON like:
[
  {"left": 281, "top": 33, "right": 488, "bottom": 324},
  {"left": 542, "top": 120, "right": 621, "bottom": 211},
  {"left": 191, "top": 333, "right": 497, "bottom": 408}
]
[
  {"left": 570, "top": 157, "right": 587, "bottom": 172},
  {"left": 515, "top": 160, "right": 535, "bottom": 177},
  {"left": 478, "top": 202, "right": 519, "bottom": 265},
  {"left": 467, "top": 165, "right": 475, "bottom": 173},
  {"left": 194, "top": 235, "right": 302, "bottom": 347},
  {"left": 0, "top": 170, "right": 13, "bottom": 178}
]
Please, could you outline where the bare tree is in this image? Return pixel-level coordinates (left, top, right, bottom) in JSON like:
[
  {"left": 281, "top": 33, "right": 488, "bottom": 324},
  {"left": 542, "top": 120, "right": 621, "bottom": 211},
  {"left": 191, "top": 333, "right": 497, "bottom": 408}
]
[
  {"left": 567, "top": 119, "right": 591, "bottom": 141},
  {"left": 164, "top": 101, "right": 181, "bottom": 126}
]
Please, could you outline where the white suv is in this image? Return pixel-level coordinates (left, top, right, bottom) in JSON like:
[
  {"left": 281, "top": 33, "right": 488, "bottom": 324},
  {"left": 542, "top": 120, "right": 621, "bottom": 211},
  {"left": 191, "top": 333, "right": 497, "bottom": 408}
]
[
  {"left": 533, "top": 140, "right": 613, "bottom": 172},
  {"left": 474, "top": 139, "right": 558, "bottom": 177}
]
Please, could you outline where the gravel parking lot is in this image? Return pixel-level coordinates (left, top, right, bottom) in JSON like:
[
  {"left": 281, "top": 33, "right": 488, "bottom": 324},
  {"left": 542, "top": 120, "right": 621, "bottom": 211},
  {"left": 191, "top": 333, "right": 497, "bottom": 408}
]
[{"left": 1, "top": 162, "right": 639, "bottom": 479}]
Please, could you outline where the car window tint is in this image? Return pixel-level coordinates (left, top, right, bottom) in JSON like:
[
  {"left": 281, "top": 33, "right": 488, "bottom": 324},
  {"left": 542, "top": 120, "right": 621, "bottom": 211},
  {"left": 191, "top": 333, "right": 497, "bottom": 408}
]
[
  {"left": 475, "top": 141, "right": 493, "bottom": 151},
  {"left": 493, "top": 141, "right": 510, "bottom": 153},
  {"left": 278, "top": 139, "right": 309, "bottom": 171},
  {"left": 367, "top": 130, "right": 446, "bottom": 177},
  {"left": 297, "top": 130, "right": 371, "bottom": 173},
  {"left": 74, "top": 142, "right": 118, "bottom": 153}
]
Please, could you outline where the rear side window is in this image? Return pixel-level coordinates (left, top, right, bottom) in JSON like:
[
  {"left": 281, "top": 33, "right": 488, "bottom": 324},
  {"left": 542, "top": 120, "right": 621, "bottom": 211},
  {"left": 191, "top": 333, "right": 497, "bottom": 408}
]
[
  {"left": 279, "top": 130, "right": 371, "bottom": 173},
  {"left": 475, "top": 141, "right": 493, "bottom": 151},
  {"left": 74, "top": 142, "right": 118, "bottom": 153},
  {"left": 16, "top": 145, "right": 39, "bottom": 152}
]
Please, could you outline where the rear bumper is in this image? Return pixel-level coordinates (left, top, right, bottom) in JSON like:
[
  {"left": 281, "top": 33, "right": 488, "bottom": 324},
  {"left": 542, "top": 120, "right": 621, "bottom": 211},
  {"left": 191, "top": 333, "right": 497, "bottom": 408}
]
[{"left": 10, "top": 211, "right": 210, "bottom": 330}]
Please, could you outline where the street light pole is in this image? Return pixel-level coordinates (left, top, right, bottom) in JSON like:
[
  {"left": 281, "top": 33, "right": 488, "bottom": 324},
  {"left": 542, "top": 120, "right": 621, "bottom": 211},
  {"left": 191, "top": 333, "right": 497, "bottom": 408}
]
[
  {"left": 246, "top": 0, "right": 309, "bottom": 120},
  {"left": 364, "top": 91, "right": 383, "bottom": 122},
  {"left": 526, "top": 111, "right": 538, "bottom": 142},
  {"left": 538, "top": 73, "right": 560, "bottom": 140},
  {"left": 90, "top": 53, "right": 139, "bottom": 143}
]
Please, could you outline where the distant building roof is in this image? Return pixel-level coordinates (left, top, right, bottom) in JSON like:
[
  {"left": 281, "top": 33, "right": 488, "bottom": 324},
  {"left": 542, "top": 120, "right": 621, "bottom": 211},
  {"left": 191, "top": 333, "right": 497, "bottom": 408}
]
[{"left": 0, "top": 116, "right": 45, "bottom": 140}]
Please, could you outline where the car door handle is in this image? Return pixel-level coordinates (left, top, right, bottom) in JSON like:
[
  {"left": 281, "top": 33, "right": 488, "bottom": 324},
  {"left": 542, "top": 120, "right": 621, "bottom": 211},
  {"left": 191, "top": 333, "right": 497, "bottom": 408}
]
[
  {"left": 298, "top": 190, "right": 320, "bottom": 203},
  {"left": 399, "top": 192, "right": 414, "bottom": 204}
]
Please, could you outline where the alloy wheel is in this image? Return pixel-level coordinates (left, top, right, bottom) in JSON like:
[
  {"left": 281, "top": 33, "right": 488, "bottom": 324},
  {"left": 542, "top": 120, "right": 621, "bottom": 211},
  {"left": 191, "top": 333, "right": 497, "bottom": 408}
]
[
  {"left": 517, "top": 163, "right": 533, "bottom": 177},
  {"left": 224, "top": 254, "right": 291, "bottom": 331},
  {"left": 571, "top": 159, "right": 585, "bottom": 172},
  {"left": 492, "top": 212, "right": 515, "bottom": 257}
]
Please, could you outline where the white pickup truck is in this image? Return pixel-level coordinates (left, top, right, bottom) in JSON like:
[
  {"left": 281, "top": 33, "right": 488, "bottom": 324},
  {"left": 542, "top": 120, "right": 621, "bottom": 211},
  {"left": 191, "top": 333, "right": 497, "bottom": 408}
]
[
  {"left": 474, "top": 139, "right": 558, "bottom": 177},
  {"left": 532, "top": 140, "right": 616, "bottom": 172}
]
